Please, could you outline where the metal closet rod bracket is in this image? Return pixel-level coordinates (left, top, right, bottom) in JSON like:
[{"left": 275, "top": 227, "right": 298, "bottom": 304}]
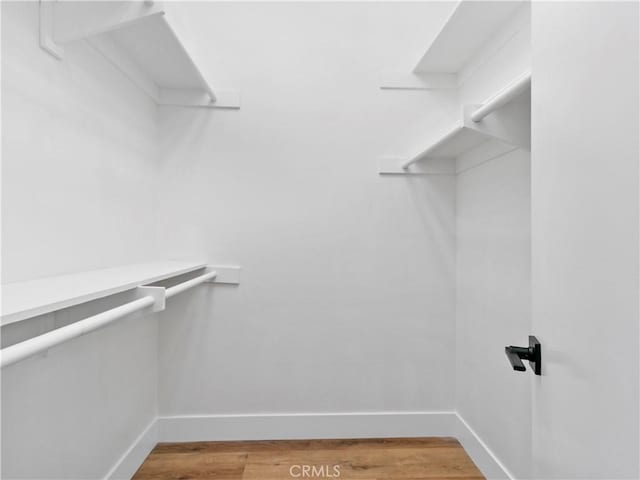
[{"left": 505, "top": 335, "right": 541, "bottom": 375}]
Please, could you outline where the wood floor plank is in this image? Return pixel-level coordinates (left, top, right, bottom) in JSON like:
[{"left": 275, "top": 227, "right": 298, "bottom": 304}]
[
  {"left": 243, "top": 447, "right": 480, "bottom": 479},
  {"left": 132, "top": 437, "right": 484, "bottom": 480},
  {"left": 151, "top": 437, "right": 462, "bottom": 454},
  {"left": 133, "top": 451, "right": 247, "bottom": 479}
]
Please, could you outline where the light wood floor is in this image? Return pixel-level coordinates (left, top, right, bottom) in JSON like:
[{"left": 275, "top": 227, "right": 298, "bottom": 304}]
[{"left": 133, "top": 437, "right": 485, "bottom": 479}]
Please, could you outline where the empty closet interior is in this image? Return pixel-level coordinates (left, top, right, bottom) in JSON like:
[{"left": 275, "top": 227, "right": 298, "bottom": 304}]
[{"left": 2, "top": 1, "right": 639, "bottom": 479}]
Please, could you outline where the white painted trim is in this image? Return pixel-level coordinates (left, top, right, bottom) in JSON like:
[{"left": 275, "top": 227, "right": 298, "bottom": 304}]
[
  {"left": 157, "top": 411, "right": 457, "bottom": 442},
  {"left": 104, "top": 418, "right": 158, "bottom": 480},
  {"left": 101, "top": 412, "right": 512, "bottom": 480},
  {"left": 455, "top": 413, "right": 514, "bottom": 480}
]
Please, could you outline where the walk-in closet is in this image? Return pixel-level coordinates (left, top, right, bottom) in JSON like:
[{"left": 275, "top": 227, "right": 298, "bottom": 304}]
[{"left": 2, "top": 1, "right": 639, "bottom": 479}]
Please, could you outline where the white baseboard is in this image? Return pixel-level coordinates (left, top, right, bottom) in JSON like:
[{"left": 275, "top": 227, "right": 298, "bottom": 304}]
[
  {"left": 157, "top": 411, "right": 457, "bottom": 442},
  {"left": 104, "top": 418, "right": 158, "bottom": 480},
  {"left": 455, "top": 413, "right": 514, "bottom": 480},
  {"left": 103, "top": 412, "right": 512, "bottom": 480}
]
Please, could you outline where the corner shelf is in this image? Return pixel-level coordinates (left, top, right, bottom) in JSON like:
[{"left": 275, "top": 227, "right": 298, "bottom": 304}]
[
  {"left": 413, "top": 0, "right": 524, "bottom": 75},
  {"left": 1, "top": 261, "right": 210, "bottom": 326},
  {"left": 379, "top": 72, "right": 530, "bottom": 175},
  {"left": 39, "top": 1, "right": 240, "bottom": 109}
]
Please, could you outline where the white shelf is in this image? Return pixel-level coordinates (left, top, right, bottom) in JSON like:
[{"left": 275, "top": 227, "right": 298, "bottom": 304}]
[
  {"left": 39, "top": 1, "right": 240, "bottom": 109},
  {"left": 1, "top": 261, "right": 207, "bottom": 326},
  {"left": 379, "top": 99, "right": 530, "bottom": 175},
  {"left": 413, "top": 0, "right": 524, "bottom": 74}
]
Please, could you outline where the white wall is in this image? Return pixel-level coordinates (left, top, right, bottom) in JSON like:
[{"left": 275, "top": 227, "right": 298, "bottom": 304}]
[
  {"left": 156, "top": 2, "right": 459, "bottom": 417},
  {"left": 1, "top": 2, "right": 159, "bottom": 478},
  {"left": 456, "top": 149, "right": 531, "bottom": 479},
  {"left": 455, "top": 5, "right": 532, "bottom": 479},
  {"left": 531, "top": 2, "right": 639, "bottom": 478},
  {"left": 6, "top": 2, "right": 638, "bottom": 479}
]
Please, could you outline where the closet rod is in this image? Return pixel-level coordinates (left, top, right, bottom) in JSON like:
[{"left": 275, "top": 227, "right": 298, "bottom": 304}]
[
  {"left": 470, "top": 71, "right": 531, "bottom": 122},
  {"left": 0, "top": 270, "right": 218, "bottom": 369},
  {"left": 166, "top": 270, "right": 217, "bottom": 299},
  {"left": 402, "top": 125, "right": 464, "bottom": 170},
  {"left": 0, "top": 295, "right": 155, "bottom": 369}
]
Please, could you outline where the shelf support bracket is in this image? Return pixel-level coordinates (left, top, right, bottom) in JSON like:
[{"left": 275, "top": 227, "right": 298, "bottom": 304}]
[
  {"left": 379, "top": 72, "right": 458, "bottom": 90},
  {"left": 204, "top": 265, "right": 241, "bottom": 285},
  {"left": 135, "top": 286, "right": 166, "bottom": 313}
]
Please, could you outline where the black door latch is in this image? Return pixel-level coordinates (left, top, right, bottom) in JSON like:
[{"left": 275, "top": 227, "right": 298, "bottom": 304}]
[{"left": 505, "top": 336, "right": 541, "bottom": 375}]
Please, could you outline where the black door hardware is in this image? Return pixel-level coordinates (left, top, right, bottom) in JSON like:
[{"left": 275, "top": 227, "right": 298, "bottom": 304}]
[{"left": 505, "top": 336, "right": 541, "bottom": 375}]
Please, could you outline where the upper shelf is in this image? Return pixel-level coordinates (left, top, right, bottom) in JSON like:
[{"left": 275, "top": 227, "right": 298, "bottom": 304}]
[
  {"left": 39, "top": 1, "right": 240, "bottom": 108},
  {"left": 413, "top": 1, "right": 525, "bottom": 75},
  {"left": 1, "top": 261, "right": 207, "bottom": 327}
]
